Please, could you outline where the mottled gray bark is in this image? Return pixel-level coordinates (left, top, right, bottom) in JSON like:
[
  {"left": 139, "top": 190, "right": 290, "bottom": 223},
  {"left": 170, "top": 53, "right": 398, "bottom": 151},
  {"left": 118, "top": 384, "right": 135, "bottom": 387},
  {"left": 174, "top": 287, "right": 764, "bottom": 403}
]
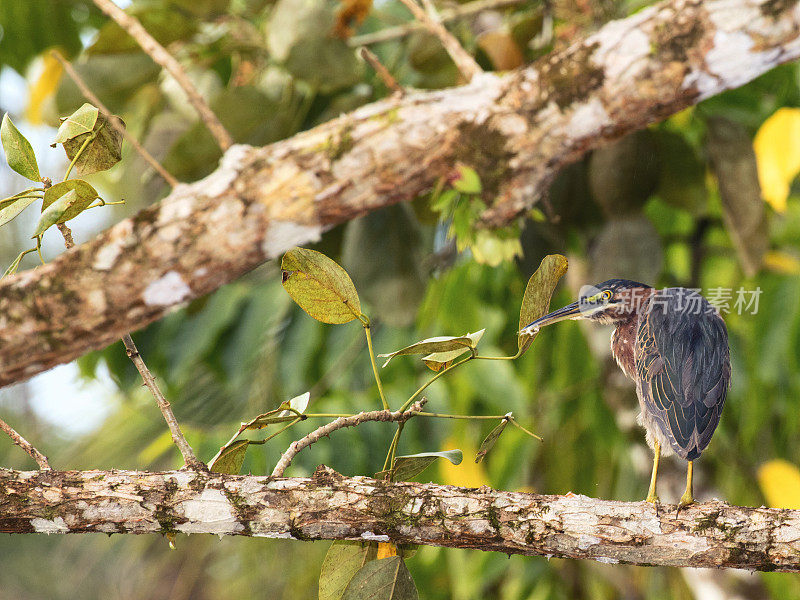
[
  {"left": 0, "top": 0, "right": 798, "bottom": 387},
  {"left": 0, "top": 466, "right": 797, "bottom": 572}
]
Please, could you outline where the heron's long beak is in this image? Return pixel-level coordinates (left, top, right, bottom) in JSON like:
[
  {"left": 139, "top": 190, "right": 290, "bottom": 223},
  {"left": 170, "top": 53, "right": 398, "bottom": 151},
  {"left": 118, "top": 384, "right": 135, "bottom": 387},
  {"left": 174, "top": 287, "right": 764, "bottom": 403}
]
[{"left": 519, "top": 301, "right": 582, "bottom": 336}]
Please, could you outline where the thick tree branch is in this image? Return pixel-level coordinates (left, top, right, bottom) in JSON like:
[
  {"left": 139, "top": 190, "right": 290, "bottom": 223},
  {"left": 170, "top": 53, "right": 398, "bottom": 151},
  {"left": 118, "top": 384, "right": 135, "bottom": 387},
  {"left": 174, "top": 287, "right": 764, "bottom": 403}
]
[
  {"left": 0, "top": 0, "right": 798, "bottom": 388},
  {"left": 1, "top": 466, "right": 798, "bottom": 571}
]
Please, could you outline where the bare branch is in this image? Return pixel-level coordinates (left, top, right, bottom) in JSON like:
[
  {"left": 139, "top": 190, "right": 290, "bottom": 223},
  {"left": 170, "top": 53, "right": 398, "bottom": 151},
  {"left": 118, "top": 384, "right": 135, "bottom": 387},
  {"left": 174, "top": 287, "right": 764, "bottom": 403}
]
[
  {"left": 56, "top": 228, "right": 201, "bottom": 470},
  {"left": 358, "top": 47, "right": 404, "bottom": 95},
  {"left": 0, "top": 419, "right": 50, "bottom": 469},
  {"left": 0, "top": 0, "right": 798, "bottom": 388},
  {"left": 121, "top": 334, "right": 206, "bottom": 471},
  {"left": 396, "top": 0, "right": 483, "bottom": 81},
  {"left": 91, "top": 0, "right": 234, "bottom": 151},
  {"left": 2, "top": 466, "right": 800, "bottom": 572},
  {"left": 349, "top": 0, "right": 524, "bottom": 47},
  {"left": 271, "top": 400, "right": 427, "bottom": 477},
  {"left": 51, "top": 50, "right": 179, "bottom": 188}
]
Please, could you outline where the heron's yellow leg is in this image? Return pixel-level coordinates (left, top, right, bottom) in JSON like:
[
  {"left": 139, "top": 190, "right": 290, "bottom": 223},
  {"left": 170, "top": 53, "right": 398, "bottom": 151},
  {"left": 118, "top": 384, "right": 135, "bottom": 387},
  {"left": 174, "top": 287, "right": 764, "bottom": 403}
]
[
  {"left": 645, "top": 441, "right": 660, "bottom": 504},
  {"left": 679, "top": 461, "right": 694, "bottom": 508}
]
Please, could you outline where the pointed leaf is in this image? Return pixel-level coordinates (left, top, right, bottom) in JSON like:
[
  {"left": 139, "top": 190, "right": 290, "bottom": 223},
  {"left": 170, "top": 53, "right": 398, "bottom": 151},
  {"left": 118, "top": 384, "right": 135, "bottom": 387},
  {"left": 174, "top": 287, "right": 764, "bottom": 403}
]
[
  {"left": 475, "top": 416, "right": 511, "bottom": 463},
  {"left": 54, "top": 103, "right": 99, "bottom": 143},
  {"left": 518, "top": 254, "right": 568, "bottom": 353},
  {"left": 32, "top": 189, "right": 77, "bottom": 237},
  {"left": 42, "top": 180, "right": 99, "bottom": 222},
  {"left": 378, "top": 329, "right": 484, "bottom": 367},
  {"left": 279, "top": 391, "right": 310, "bottom": 417},
  {"left": 241, "top": 409, "right": 297, "bottom": 431},
  {"left": 341, "top": 556, "right": 418, "bottom": 600},
  {"left": 60, "top": 112, "right": 124, "bottom": 176},
  {"left": 209, "top": 439, "right": 249, "bottom": 474},
  {"left": 0, "top": 195, "right": 37, "bottom": 228},
  {"left": 451, "top": 163, "right": 482, "bottom": 195},
  {"left": 319, "top": 541, "right": 378, "bottom": 600},
  {"left": 281, "top": 247, "right": 362, "bottom": 324},
  {"left": 1, "top": 113, "right": 40, "bottom": 181},
  {"left": 421, "top": 347, "right": 471, "bottom": 371},
  {"left": 392, "top": 450, "right": 462, "bottom": 481}
]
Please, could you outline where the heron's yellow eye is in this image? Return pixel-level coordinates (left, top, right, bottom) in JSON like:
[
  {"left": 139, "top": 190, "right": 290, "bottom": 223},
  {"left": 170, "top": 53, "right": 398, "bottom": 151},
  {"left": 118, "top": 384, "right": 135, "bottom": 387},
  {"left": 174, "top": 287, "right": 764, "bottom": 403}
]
[{"left": 602, "top": 290, "right": 612, "bottom": 300}]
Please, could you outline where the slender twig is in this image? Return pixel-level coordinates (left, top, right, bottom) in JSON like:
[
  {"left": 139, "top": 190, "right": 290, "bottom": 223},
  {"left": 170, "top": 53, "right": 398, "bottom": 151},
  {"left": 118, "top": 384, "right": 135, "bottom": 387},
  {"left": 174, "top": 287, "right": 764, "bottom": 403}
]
[
  {"left": 121, "top": 334, "right": 206, "bottom": 470},
  {"left": 358, "top": 47, "right": 403, "bottom": 95},
  {"left": 396, "top": 0, "right": 483, "bottom": 81},
  {"left": 90, "top": 0, "right": 233, "bottom": 151},
  {"left": 271, "top": 400, "right": 426, "bottom": 477},
  {"left": 56, "top": 224, "right": 75, "bottom": 247},
  {"left": 51, "top": 50, "right": 179, "bottom": 188},
  {"left": 0, "top": 416, "right": 50, "bottom": 469},
  {"left": 349, "top": 0, "right": 524, "bottom": 47},
  {"left": 399, "top": 355, "right": 473, "bottom": 412}
]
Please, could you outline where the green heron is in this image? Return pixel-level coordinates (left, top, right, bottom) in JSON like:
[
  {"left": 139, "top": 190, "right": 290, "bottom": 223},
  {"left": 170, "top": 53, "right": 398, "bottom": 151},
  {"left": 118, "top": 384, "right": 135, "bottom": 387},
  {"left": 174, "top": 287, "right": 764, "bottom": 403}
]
[{"left": 521, "top": 279, "right": 730, "bottom": 507}]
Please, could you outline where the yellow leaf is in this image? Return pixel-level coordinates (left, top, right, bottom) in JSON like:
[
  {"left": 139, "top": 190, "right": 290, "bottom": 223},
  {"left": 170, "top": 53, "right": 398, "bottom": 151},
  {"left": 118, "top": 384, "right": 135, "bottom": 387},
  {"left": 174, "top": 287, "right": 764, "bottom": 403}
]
[
  {"left": 763, "top": 250, "right": 800, "bottom": 274},
  {"left": 376, "top": 542, "right": 397, "bottom": 559},
  {"left": 26, "top": 51, "right": 64, "bottom": 125},
  {"left": 757, "top": 459, "right": 800, "bottom": 509},
  {"left": 439, "top": 436, "right": 488, "bottom": 488},
  {"left": 753, "top": 108, "right": 800, "bottom": 213}
]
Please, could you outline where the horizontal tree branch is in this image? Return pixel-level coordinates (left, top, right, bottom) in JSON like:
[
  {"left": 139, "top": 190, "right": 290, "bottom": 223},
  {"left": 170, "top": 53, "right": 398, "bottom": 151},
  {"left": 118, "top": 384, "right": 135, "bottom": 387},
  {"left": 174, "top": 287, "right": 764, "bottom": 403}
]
[
  {"left": 0, "top": 0, "right": 798, "bottom": 387},
  {"left": 1, "top": 466, "right": 798, "bottom": 571}
]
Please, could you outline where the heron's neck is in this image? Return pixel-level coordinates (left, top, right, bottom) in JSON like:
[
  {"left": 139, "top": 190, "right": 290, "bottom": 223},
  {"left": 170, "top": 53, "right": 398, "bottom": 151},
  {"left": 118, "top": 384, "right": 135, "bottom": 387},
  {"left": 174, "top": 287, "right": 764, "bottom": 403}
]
[{"left": 610, "top": 317, "right": 639, "bottom": 379}]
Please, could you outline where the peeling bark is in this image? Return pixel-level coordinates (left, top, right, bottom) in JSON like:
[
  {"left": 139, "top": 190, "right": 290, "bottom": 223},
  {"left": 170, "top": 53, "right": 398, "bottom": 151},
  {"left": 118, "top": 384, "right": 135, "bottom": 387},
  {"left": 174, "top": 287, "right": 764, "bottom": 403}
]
[
  {"left": 1, "top": 466, "right": 798, "bottom": 571},
  {"left": 0, "top": 0, "right": 798, "bottom": 387}
]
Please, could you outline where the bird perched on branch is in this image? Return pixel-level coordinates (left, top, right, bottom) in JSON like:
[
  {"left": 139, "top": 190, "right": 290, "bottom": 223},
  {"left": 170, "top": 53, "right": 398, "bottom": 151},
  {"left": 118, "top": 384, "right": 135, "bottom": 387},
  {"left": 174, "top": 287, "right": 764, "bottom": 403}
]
[{"left": 520, "top": 279, "right": 730, "bottom": 507}]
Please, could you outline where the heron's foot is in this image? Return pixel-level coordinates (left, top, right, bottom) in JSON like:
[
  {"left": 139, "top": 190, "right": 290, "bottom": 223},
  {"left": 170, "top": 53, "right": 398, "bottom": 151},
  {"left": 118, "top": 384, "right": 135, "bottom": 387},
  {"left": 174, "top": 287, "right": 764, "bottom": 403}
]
[
  {"left": 678, "top": 490, "right": 695, "bottom": 509},
  {"left": 645, "top": 492, "right": 660, "bottom": 504}
]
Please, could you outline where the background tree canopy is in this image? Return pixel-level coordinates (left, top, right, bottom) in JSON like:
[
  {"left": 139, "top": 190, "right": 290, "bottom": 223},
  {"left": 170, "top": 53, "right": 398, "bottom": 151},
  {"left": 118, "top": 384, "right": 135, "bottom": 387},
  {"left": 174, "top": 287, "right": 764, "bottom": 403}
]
[{"left": 1, "top": 0, "right": 800, "bottom": 598}]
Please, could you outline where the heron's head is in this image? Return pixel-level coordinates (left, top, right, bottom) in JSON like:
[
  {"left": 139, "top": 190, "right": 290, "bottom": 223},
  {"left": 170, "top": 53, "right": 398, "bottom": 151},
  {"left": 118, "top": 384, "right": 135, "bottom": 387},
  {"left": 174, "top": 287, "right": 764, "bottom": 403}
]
[{"left": 520, "top": 279, "right": 654, "bottom": 334}]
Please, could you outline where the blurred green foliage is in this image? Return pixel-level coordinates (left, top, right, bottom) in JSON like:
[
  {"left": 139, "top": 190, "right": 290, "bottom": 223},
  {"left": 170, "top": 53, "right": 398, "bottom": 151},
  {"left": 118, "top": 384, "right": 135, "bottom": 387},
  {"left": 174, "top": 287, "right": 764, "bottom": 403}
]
[{"left": 2, "top": 0, "right": 800, "bottom": 598}]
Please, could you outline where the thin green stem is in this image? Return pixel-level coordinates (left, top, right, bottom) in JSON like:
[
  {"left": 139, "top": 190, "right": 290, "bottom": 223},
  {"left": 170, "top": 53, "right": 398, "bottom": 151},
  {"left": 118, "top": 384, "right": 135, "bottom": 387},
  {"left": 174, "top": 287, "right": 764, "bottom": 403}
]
[
  {"left": 64, "top": 130, "right": 97, "bottom": 180},
  {"left": 508, "top": 418, "right": 543, "bottom": 442},
  {"left": 416, "top": 412, "right": 514, "bottom": 420},
  {"left": 364, "top": 324, "right": 389, "bottom": 410},
  {"left": 382, "top": 423, "right": 404, "bottom": 474},
  {"left": 473, "top": 345, "right": 525, "bottom": 361},
  {"left": 262, "top": 417, "right": 303, "bottom": 443},
  {"left": 35, "top": 236, "right": 45, "bottom": 265},
  {"left": 399, "top": 355, "right": 473, "bottom": 413}
]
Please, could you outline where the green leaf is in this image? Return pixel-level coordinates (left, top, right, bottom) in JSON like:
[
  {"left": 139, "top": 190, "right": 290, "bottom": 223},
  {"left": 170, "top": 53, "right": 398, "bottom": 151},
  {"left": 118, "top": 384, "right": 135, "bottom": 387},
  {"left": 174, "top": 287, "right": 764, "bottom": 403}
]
[
  {"left": 60, "top": 113, "right": 125, "bottom": 176},
  {"left": 421, "top": 347, "right": 471, "bottom": 372},
  {"left": 32, "top": 189, "right": 77, "bottom": 237},
  {"left": 1, "top": 114, "right": 40, "bottom": 181},
  {"left": 42, "top": 180, "right": 99, "bottom": 222},
  {"left": 54, "top": 103, "right": 99, "bottom": 143},
  {"left": 239, "top": 392, "right": 311, "bottom": 431},
  {"left": 392, "top": 450, "right": 463, "bottom": 481},
  {"left": 518, "top": 254, "right": 568, "bottom": 354},
  {"left": 319, "top": 541, "right": 378, "bottom": 600},
  {"left": 475, "top": 416, "right": 511, "bottom": 463},
  {"left": 378, "top": 330, "right": 484, "bottom": 367},
  {"left": 279, "top": 391, "right": 310, "bottom": 416},
  {"left": 341, "top": 557, "right": 418, "bottom": 600},
  {"left": 208, "top": 440, "right": 249, "bottom": 474},
  {"left": 281, "top": 247, "right": 363, "bottom": 324},
  {"left": 0, "top": 188, "right": 40, "bottom": 210},
  {"left": 0, "top": 195, "right": 37, "bottom": 228},
  {"left": 452, "top": 163, "right": 482, "bottom": 195}
]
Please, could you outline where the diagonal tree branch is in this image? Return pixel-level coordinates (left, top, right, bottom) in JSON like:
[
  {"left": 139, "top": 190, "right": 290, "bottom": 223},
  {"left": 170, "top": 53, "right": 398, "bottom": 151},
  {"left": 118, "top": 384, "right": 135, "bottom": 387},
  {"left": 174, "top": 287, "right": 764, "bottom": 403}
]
[
  {"left": 91, "top": 0, "right": 234, "bottom": 151},
  {"left": 0, "top": 0, "right": 798, "bottom": 388},
  {"left": 1, "top": 466, "right": 799, "bottom": 572}
]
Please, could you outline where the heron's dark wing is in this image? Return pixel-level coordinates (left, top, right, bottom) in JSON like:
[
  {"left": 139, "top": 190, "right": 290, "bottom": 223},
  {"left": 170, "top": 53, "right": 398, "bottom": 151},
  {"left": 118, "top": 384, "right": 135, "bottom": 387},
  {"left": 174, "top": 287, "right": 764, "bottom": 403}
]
[{"left": 635, "top": 289, "right": 730, "bottom": 460}]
